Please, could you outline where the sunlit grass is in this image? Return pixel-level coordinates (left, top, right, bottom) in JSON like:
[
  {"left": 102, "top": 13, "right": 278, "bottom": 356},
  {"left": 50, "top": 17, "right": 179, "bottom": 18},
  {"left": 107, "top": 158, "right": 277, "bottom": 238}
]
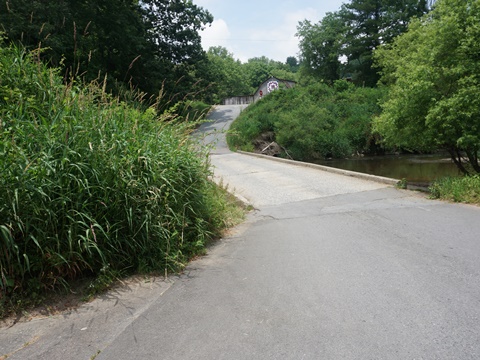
[
  {"left": 429, "top": 175, "right": 480, "bottom": 204},
  {"left": 0, "top": 43, "right": 244, "bottom": 316}
]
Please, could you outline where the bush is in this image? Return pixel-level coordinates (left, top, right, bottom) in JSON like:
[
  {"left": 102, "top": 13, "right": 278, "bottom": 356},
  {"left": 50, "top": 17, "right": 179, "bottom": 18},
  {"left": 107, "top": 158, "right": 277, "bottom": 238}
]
[
  {"left": 0, "top": 44, "right": 239, "bottom": 309},
  {"left": 429, "top": 175, "right": 480, "bottom": 204},
  {"left": 227, "top": 81, "right": 385, "bottom": 160}
]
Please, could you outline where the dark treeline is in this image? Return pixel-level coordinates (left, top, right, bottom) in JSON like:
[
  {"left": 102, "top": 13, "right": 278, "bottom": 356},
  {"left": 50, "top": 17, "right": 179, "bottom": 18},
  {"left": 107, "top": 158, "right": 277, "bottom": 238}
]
[
  {"left": 0, "top": 1, "right": 299, "bottom": 107},
  {"left": 0, "top": 0, "right": 213, "bottom": 104}
]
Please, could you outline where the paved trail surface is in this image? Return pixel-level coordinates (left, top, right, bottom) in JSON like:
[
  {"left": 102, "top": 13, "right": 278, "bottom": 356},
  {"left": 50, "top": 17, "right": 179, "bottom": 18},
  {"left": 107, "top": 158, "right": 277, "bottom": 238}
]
[{"left": 2, "top": 105, "right": 480, "bottom": 360}]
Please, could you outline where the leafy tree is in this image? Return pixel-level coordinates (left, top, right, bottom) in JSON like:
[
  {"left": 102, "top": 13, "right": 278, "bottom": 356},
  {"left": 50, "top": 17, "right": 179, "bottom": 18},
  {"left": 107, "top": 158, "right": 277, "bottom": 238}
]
[
  {"left": 342, "top": 0, "right": 428, "bottom": 86},
  {"left": 195, "top": 51, "right": 298, "bottom": 104},
  {"left": 286, "top": 56, "right": 300, "bottom": 73},
  {"left": 0, "top": 0, "right": 212, "bottom": 98},
  {"left": 198, "top": 46, "right": 251, "bottom": 104},
  {"left": 142, "top": 0, "right": 211, "bottom": 65},
  {"left": 374, "top": 0, "right": 480, "bottom": 174},
  {"left": 243, "top": 57, "right": 277, "bottom": 89},
  {"left": 296, "top": 0, "right": 428, "bottom": 86},
  {"left": 297, "top": 12, "right": 347, "bottom": 83},
  {"left": 243, "top": 56, "right": 296, "bottom": 89},
  {"left": 0, "top": 0, "right": 73, "bottom": 67},
  {"left": 140, "top": 0, "right": 213, "bottom": 97},
  {"left": 75, "top": 1, "right": 149, "bottom": 84}
]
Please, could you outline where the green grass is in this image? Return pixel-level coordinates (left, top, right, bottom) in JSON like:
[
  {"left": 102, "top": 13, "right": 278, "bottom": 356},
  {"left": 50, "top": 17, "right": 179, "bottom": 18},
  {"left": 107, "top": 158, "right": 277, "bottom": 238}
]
[
  {"left": 0, "top": 43, "right": 244, "bottom": 317},
  {"left": 429, "top": 175, "right": 480, "bottom": 204}
]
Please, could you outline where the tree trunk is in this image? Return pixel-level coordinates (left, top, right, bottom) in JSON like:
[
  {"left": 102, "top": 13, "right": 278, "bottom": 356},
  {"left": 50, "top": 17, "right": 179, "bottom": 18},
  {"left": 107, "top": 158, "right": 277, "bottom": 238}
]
[
  {"left": 465, "top": 149, "right": 480, "bottom": 174},
  {"left": 447, "top": 147, "right": 469, "bottom": 175}
]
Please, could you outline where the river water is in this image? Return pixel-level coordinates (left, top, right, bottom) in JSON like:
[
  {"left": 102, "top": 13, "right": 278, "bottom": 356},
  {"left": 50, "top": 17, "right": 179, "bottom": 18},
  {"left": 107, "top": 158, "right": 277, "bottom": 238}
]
[{"left": 315, "top": 153, "right": 462, "bottom": 186}]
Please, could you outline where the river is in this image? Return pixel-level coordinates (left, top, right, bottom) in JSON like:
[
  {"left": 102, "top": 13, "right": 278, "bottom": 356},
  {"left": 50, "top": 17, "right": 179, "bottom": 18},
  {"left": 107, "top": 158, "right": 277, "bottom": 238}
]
[{"left": 315, "top": 153, "right": 462, "bottom": 186}]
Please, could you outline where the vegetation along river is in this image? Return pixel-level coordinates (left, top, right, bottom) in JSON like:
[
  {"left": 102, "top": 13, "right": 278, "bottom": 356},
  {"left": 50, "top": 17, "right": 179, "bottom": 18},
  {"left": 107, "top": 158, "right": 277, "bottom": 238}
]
[{"left": 316, "top": 153, "right": 462, "bottom": 186}]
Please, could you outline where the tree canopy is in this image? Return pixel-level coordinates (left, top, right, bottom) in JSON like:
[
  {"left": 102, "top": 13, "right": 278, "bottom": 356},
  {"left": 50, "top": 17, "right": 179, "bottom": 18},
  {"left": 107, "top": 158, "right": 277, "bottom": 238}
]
[
  {"left": 374, "top": 0, "right": 480, "bottom": 174},
  {"left": 0, "top": 0, "right": 213, "bottom": 99},
  {"left": 297, "top": 0, "right": 429, "bottom": 86},
  {"left": 0, "top": 1, "right": 299, "bottom": 105},
  {"left": 199, "top": 46, "right": 251, "bottom": 104},
  {"left": 196, "top": 47, "right": 298, "bottom": 103},
  {"left": 297, "top": 12, "right": 346, "bottom": 83}
]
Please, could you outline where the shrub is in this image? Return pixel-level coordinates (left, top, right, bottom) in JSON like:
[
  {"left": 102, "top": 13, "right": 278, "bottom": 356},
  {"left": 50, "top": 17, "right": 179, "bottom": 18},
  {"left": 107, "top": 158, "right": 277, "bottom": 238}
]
[
  {"left": 429, "top": 175, "right": 480, "bottom": 204},
  {"left": 227, "top": 81, "right": 385, "bottom": 160}
]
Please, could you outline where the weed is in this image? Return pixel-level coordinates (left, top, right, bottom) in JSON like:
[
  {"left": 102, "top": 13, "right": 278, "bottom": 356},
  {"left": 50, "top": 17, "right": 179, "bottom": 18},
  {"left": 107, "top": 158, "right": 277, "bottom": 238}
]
[
  {"left": 429, "top": 175, "right": 480, "bottom": 204},
  {"left": 397, "top": 178, "right": 408, "bottom": 189},
  {"left": 90, "top": 350, "right": 101, "bottom": 360}
]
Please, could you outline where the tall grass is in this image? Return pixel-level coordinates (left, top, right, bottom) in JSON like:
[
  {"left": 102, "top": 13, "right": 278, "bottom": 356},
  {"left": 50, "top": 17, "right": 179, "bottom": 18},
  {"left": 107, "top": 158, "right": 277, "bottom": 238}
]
[
  {"left": 429, "top": 175, "right": 480, "bottom": 204},
  {"left": 0, "top": 44, "right": 239, "bottom": 309}
]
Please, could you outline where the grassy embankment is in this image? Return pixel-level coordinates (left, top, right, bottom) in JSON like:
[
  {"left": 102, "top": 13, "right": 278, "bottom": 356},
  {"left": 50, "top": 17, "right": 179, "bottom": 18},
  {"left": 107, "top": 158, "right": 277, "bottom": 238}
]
[
  {"left": 227, "top": 81, "right": 480, "bottom": 205},
  {"left": 227, "top": 80, "right": 385, "bottom": 160},
  {"left": 429, "top": 176, "right": 480, "bottom": 205},
  {"left": 0, "top": 44, "right": 244, "bottom": 317}
]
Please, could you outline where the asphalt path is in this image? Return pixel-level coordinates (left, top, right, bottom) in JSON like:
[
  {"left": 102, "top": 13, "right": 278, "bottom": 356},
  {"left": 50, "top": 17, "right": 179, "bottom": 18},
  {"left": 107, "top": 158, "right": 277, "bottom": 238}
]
[{"left": 2, "top": 105, "right": 480, "bottom": 359}]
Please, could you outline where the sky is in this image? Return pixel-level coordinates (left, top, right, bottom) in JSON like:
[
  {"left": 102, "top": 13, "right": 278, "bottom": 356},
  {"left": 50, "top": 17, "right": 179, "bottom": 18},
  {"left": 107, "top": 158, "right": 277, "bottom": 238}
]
[{"left": 194, "top": 0, "right": 346, "bottom": 63}]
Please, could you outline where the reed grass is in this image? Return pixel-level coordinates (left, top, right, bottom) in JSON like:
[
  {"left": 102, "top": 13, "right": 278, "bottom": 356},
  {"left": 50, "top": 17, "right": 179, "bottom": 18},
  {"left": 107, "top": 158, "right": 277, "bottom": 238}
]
[{"left": 0, "top": 43, "right": 241, "bottom": 314}]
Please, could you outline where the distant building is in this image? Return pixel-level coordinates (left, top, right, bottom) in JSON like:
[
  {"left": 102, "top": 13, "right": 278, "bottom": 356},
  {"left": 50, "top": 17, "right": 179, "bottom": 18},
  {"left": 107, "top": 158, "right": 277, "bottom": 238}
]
[
  {"left": 253, "top": 76, "right": 296, "bottom": 102},
  {"left": 222, "top": 76, "right": 296, "bottom": 105}
]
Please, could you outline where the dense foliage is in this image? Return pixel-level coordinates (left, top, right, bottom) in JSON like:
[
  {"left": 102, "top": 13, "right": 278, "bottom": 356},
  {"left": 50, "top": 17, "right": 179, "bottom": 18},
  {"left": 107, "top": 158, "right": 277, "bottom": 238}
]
[
  {"left": 297, "top": 0, "right": 429, "bottom": 86},
  {"left": 227, "top": 81, "right": 385, "bottom": 160},
  {"left": 199, "top": 47, "right": 252, "bottom": 105},
  {"left": 200, "top": 47, "right": 299, "bottom": 104},
  {"left": 374, "top": 0, "right": 480, "bottom": 175},
  {"left": 0, "top": 1, "right": 299, "bottom": 106},
  {"left": 0, "top": 0, "right": 213, "bottom": 100},
  {"left": 0, "top": 44, "right": 242, "bottom": 311}
]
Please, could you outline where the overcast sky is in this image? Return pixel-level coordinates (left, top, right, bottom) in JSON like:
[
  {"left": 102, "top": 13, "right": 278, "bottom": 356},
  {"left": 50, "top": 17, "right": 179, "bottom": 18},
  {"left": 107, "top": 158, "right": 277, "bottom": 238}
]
[{"left": 194, "top": 0, "right": 346, "bottom": 63}]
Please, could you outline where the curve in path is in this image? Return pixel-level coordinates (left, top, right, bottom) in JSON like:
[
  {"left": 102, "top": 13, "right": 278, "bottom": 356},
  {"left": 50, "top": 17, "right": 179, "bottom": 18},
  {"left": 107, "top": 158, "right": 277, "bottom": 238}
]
[{"left": 199, "top": 105, "right": 391, "bottom": 207}]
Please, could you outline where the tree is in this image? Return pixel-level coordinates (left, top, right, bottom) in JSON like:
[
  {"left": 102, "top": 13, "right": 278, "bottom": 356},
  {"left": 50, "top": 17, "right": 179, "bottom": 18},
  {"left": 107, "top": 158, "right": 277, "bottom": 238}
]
[
  {"left": 0, "top": 0, "right": 74, "bottom": 67},
  {"left": 286, "top": 56, "right": 300, "bottom": 73},
  {"left": 243, "top": 57, "right": 296, "bottom": 89},
  {"left": 140, "top": 0, "right": 213, "bottom": 97},
  {"left": 0, "top": 0, "right": 213, "bottom": 99},
  {"left": 342, "top": 0, "right": 428, "bottom": 86},
  {"left": 74, "top": 0, "right": 149, "bottom": 85},
  {"left": 242, "top": 57, "right": 276, "bottom": 89},
  {"left": 297, "top": 12, "right": 346, "bottom": 83},
  {"left": 199, "top": 46, "right": 251, "bottom": 104},
  {"left": 296, "top": 0, "right": 428, "bottom": 86},
  {"left": 374, "top": 0, "right": 480, "bottom": 174}
]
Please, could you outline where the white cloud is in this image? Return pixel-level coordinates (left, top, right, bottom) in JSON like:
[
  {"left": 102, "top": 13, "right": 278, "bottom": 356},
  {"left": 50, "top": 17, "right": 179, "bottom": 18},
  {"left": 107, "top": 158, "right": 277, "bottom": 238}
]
[
  {"left": 200, "top": 18, "right": 232, "bottom": 51},
  {"left": 279, "top": 7, "right": 320, "bottom": 58},
  {"left": 197, "top": 2, "right": 328, "bottom": 62},
  {"left": 235, "top": 7, "right": 320, "bottom": 62}
]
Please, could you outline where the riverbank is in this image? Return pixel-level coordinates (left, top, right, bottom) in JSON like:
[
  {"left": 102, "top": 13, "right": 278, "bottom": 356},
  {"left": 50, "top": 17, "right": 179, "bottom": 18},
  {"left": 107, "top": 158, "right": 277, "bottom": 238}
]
[
  {"left": 314, "top": 153, "right": 461, "bottom": 186},
  {"left": 430, "top": 175, "right": 480, "bottom": 205}
]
